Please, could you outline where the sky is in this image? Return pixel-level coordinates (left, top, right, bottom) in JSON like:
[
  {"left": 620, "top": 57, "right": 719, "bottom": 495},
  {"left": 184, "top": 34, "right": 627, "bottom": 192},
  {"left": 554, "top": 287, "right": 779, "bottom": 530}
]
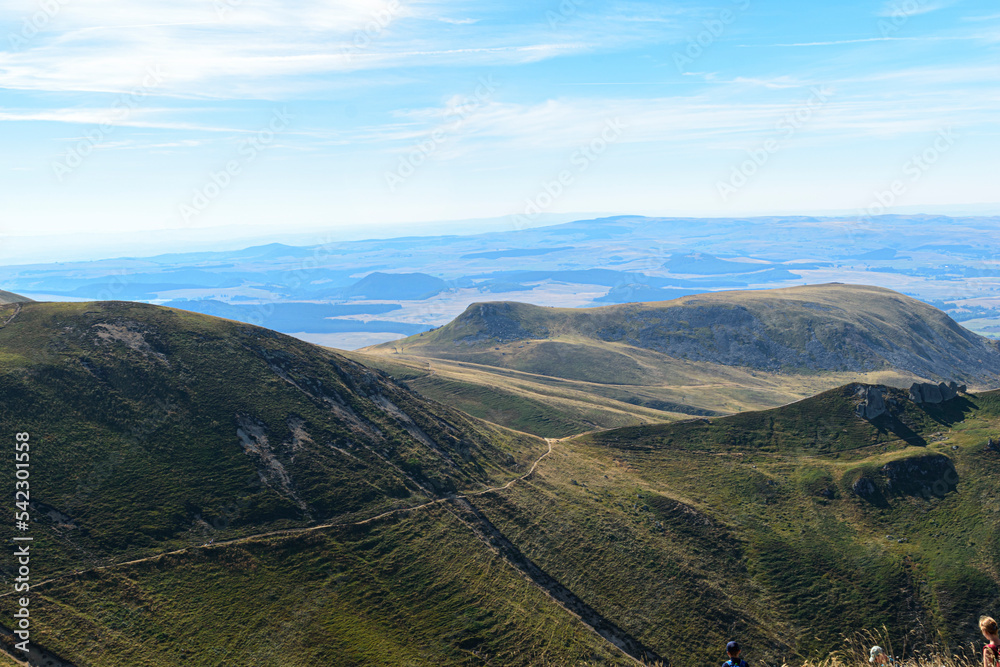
[{"left": 1, "top": 0, "right": 999, "bottom": 259}]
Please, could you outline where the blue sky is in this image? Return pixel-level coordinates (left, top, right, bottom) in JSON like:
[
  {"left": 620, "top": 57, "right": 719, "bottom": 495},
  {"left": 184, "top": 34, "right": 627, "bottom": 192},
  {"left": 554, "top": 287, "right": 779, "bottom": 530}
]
[{"left": 1, "top": 0, "right": 998, "bottom": 255}]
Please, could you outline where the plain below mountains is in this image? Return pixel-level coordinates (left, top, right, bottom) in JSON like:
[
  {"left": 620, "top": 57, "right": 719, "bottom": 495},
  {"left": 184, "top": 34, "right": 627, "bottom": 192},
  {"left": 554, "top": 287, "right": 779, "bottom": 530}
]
[{"left": 354, "top": 284, "right": 1000, "bottom": 437}]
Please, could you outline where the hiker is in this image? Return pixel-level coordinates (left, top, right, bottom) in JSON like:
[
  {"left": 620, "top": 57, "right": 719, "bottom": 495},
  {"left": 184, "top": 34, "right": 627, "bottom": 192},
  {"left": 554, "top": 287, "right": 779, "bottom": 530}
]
[
  {"left": 981, "top": 615, "right": 1000, "bottom": 667},
  {"left": 723, "top": 640, "right": 748, "bottom": 667},
  {"left": 869, "top": 645, "right": 891, "bottom": 664}
]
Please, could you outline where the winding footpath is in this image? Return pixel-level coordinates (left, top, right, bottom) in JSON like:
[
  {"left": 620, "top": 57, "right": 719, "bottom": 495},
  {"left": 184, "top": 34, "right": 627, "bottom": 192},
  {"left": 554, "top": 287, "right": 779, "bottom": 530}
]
[
  {"left": 2, "top": 439, "right": 556, "bottom": 596},
  {"left": 2, "top": 437, "right": 660, "bottom": 666}
]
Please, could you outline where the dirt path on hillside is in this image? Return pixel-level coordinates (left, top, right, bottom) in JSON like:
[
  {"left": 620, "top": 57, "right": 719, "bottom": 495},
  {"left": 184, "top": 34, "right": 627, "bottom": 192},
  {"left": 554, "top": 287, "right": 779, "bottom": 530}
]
[
  {"left": 1, "top": 437, "right": 661, "bottom": 666},
  {"left": 0, "top": 304, "right": 21, "bottom": 329},
  {"left": 3, "top": 439, "right": 556, "bottom": 595}
]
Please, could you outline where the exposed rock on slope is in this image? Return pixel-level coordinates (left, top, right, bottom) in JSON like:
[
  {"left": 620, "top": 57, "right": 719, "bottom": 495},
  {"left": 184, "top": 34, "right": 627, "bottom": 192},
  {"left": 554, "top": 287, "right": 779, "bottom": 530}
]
[
  {"left": 855, "top": 385, "right": 888, "bottom": 420},
  {"left": 0, "top": 300, "right": 545, "bottom": 569},
  {"left": 909, "top": 381, "right": 966, "bottom": 403}
]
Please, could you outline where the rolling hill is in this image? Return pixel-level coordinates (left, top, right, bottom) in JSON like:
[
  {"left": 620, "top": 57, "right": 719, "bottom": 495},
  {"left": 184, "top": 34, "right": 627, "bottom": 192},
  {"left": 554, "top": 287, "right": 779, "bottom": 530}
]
[
  {"left": 0, "top": 290, "right": 31, "bottom": 305},
  {"left": 2, "top": 294, "right": 999, "bottom": 664},
  {"left": 355, "top": 284, "right": 1000, "bottom": 436},
  {"left": 469, "top": 383, "right": 1000, "bottom": 664},
  {"left": 0, "top": 300, "right": 636, "bottom": 665},
  {"left": 0, "top": 300, "right": 550, "bottom": 567}
]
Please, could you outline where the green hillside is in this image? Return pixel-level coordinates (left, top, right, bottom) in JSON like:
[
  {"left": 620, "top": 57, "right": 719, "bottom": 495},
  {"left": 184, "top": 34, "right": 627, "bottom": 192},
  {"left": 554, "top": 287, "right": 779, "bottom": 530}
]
[
  {"left": 0, "top": 300, "right": 638, "bottom": 665},
  {"left": 4, "top": 298, "right": 1000, "bottom": 665},
  {"left": 470, "top": 384, "right": 1000, "bottom": 664},
  {"left": 358, "top": 284, "right": 997, "bottom": 437},
  {"left": 345, "top": 347, "right": 921, "bottom": 439},
  {"left": 0, "top": 300, "right": 545, "bottom": 569}
]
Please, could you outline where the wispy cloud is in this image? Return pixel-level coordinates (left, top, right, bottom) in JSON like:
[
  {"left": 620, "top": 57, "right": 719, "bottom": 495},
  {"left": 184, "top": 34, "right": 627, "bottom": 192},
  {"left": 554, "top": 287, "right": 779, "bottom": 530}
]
[
  {"left": 0, "top": 0, "right": 693, "bottom": 98},
  {"left": 0, "top": 108, "right": 246, "bottom": 133},
  {"left": 355, "top": 81, "right": 999, "bottom": 160}
]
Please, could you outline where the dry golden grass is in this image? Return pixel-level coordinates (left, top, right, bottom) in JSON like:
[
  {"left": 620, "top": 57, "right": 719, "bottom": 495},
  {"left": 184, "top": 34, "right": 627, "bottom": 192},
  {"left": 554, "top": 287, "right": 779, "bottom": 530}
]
[{"left": 346, "top": 345, "right": 926, "bottom": 438}]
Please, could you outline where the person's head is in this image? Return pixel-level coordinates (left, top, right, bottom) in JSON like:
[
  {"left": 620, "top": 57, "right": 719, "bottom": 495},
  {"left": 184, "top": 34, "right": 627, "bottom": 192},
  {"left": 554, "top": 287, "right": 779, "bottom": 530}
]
[
  {"left": 727, "top": 641, "right": 741, "bottom": 660},
  {"left": 869, "top": 646, "right": 887, "bottom": 664},
  {"left": 980, "top": 615, "right": 998, "bottom": 639}
]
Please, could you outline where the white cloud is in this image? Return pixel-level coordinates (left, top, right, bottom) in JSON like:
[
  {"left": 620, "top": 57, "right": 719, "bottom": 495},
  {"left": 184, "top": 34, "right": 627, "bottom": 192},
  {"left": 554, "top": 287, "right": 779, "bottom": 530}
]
[
  {"left": 0, "top": 107, "right": 244, "bottom": 132},
  {"left": 0, "top": 0, "right": 691, "bottom": 98},
  {"left": 357, "top": 74, "right": 1000, "bottom": 161}
]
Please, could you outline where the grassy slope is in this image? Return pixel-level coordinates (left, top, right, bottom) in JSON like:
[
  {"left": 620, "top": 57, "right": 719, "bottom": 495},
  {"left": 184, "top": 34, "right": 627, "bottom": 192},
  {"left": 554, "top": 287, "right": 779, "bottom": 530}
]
[
  {"left": 4, "top": 505, "right": 624, "bottom": 666},
  {"left": 465, "top": 387, "right": 1000, "bottom": 665},
  {"left": 346, "top": 348, "right": 921, "bottom": 438},
  {"left": 0, "top": 301, "right": 629, "bottom": 665},
  {"left": 6, "top": 299, "right": 1000, "bottom": 666},
  {"left": 0, "top": 301, "right": 546, "bottom": 578},
  {"left": 359, "top": 284, "right": 999, "bottom": 438},
  {"left": 7, "top": 380, "right": 1000, "bottom": 665}
]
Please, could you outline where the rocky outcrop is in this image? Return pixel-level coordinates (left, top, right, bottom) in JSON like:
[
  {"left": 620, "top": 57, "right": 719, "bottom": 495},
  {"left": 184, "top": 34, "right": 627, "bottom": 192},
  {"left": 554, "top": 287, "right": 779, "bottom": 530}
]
[
  {"left": 852, "top": 454, "right": 959, "bottom": 503},
  {"left": 852, "top": 476, "right": 878, "bottom": 500},
  {"left": 855, "top": 385, "right": 888, "bottom": 420},
  {"left": 908, "top": 381, "right": 966, "bottom": 404},
  {"left": 881, "top": 454, "right": 958, "bottom": 497},
  {"left": 454, "top": 302, "right": 547, "bottom": 345}
]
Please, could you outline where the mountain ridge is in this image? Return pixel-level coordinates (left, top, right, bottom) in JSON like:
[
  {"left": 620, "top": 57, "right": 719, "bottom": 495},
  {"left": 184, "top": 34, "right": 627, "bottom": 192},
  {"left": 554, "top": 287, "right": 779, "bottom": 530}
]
[{"left": 368, "top": 284, "right": 1000, "bottom": 385}]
